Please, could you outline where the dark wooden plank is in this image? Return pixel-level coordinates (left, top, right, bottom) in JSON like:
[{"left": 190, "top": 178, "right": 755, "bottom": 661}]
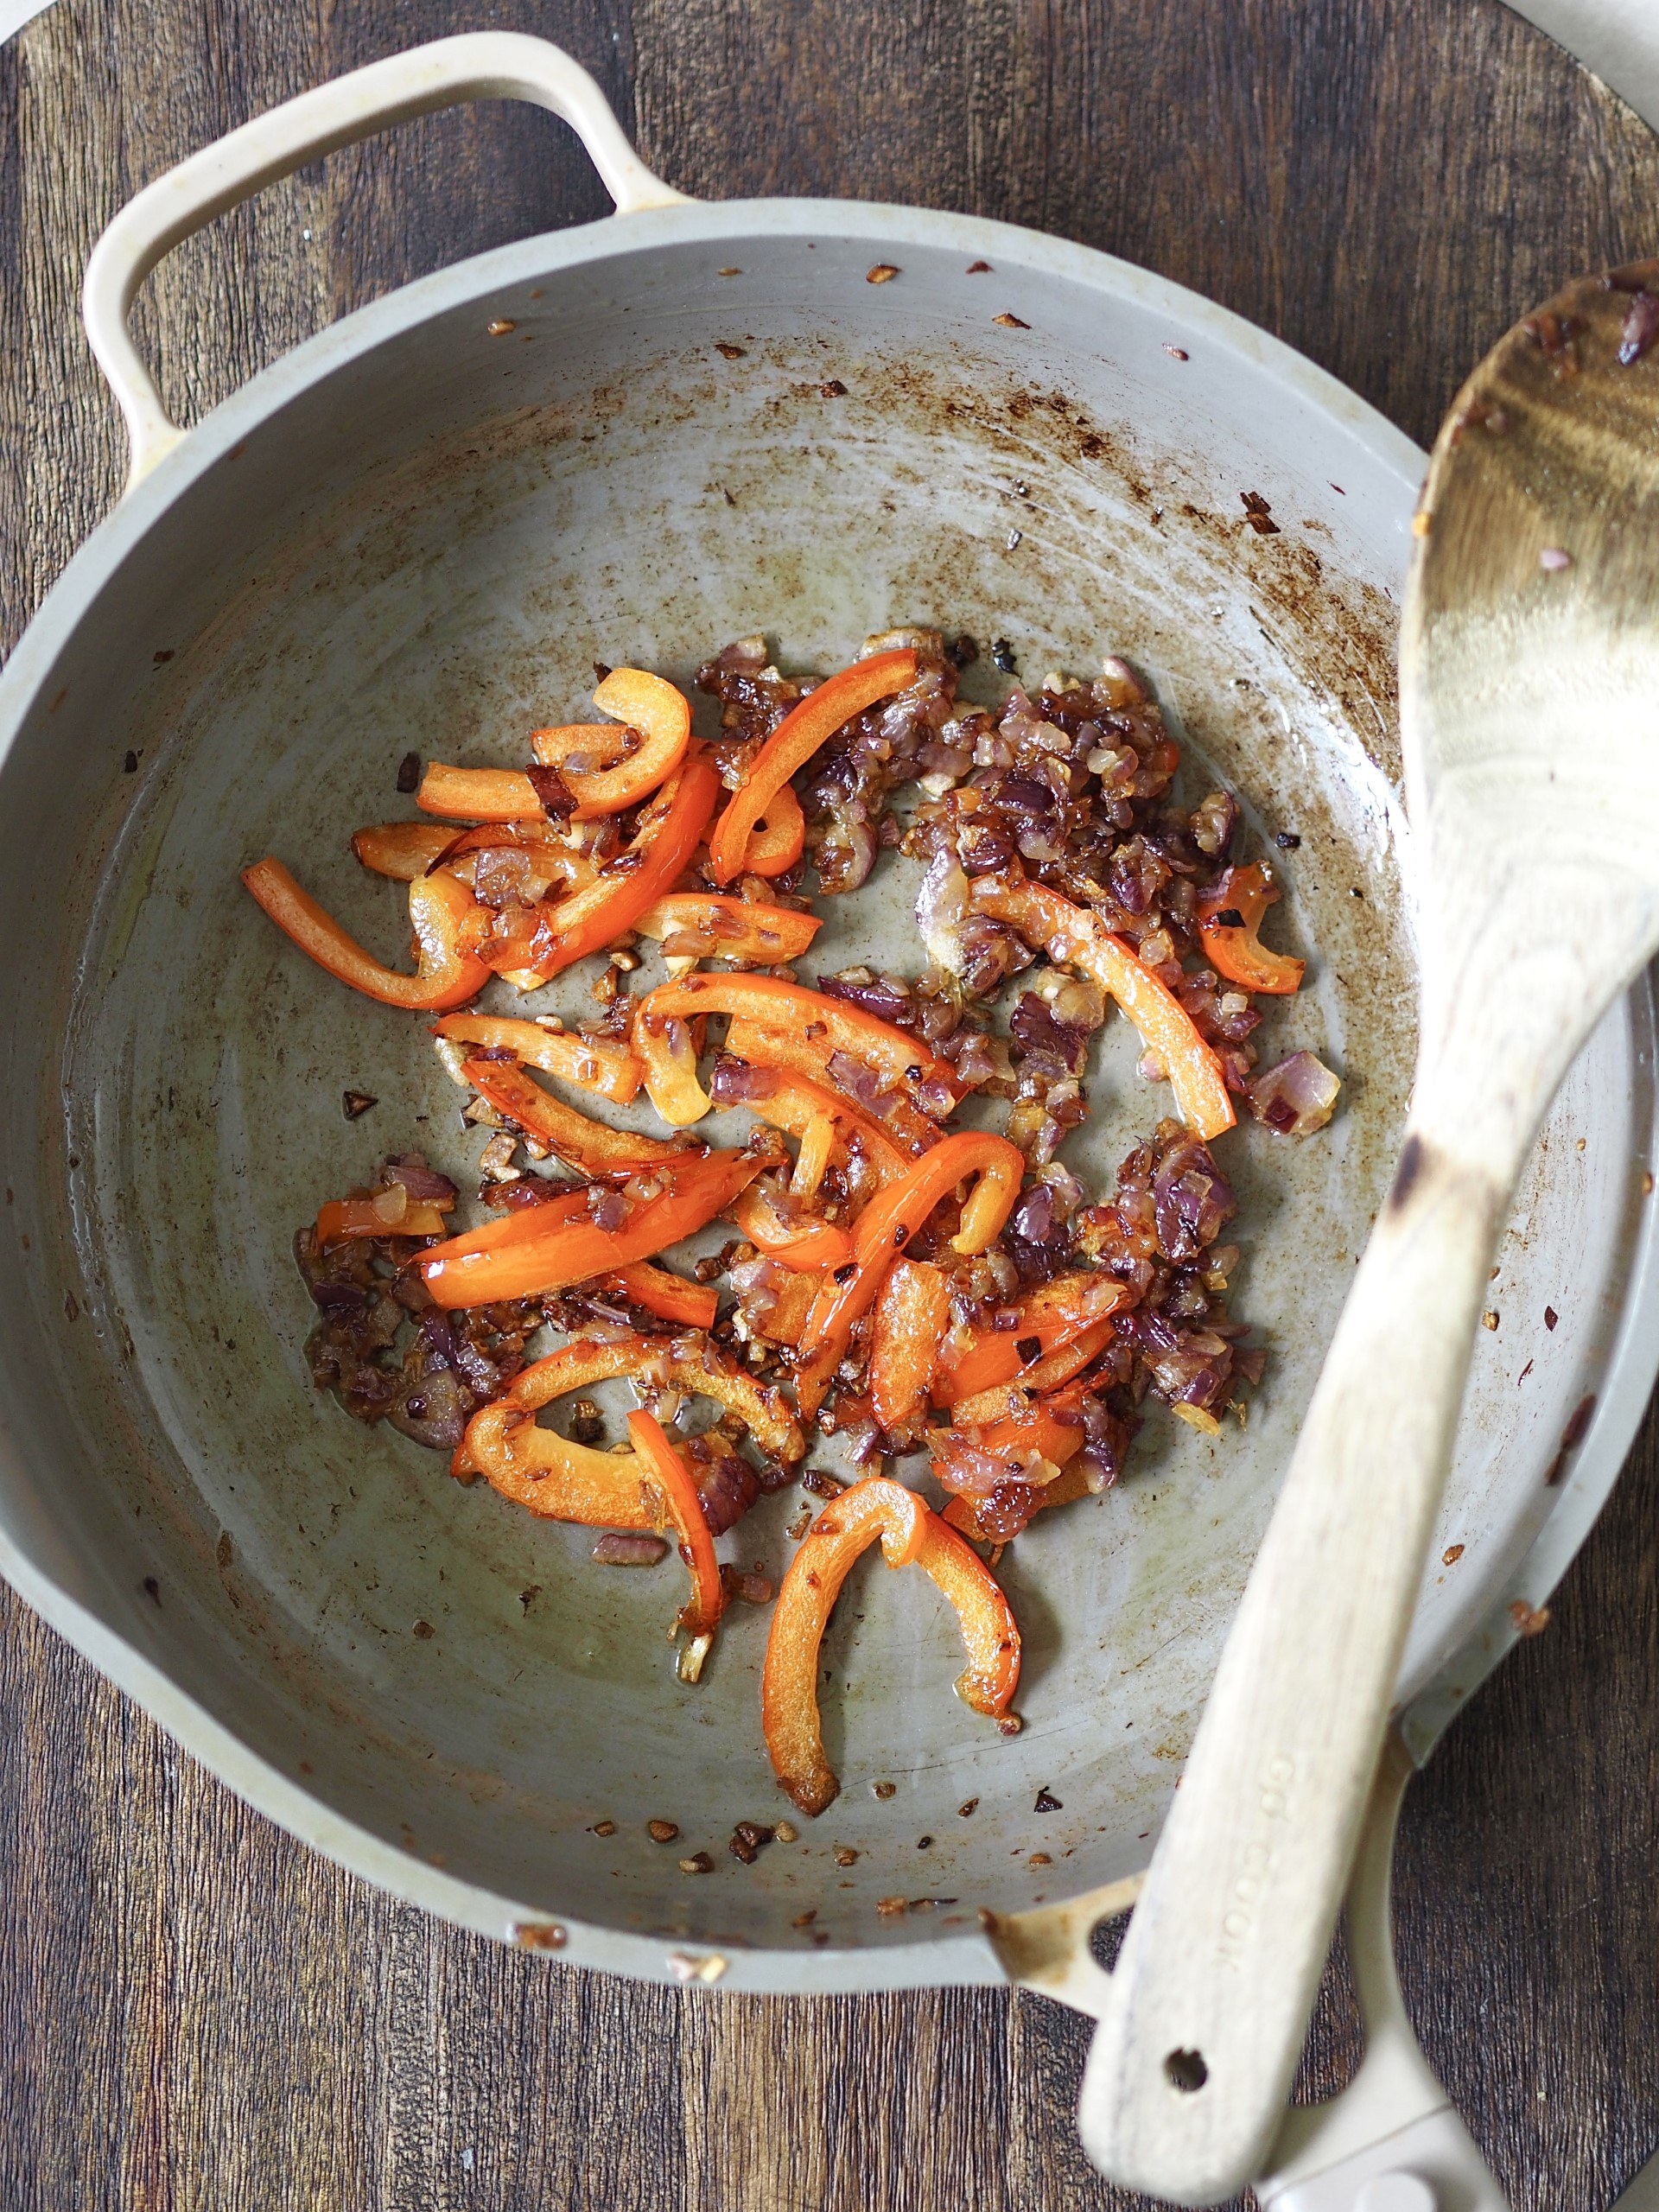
[{"left": 1, "top": 2, "right": 1657, "bottom": 2207}]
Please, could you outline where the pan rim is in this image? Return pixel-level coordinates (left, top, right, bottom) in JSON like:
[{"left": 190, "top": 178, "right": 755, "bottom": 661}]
[{"left": 0, "top": 194, "right": 1649, "bottom": 1990}]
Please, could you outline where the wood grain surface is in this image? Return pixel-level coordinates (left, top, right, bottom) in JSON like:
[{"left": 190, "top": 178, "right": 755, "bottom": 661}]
[{"left": 2, "top": 3, "right": 1657, "bottom": 2206}]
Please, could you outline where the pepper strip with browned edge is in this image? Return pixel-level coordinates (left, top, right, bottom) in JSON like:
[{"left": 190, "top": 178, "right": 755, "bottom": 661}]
[
  {"left": 707, "top": 648, "right": 918, "bottom": 884},
  {"left": 419, "top": 1147, "right": 767, "bottom": 1308},
  {"left": 242, "top": 861, "right": 491, "bottom": 1012},
  {"left": 1196, "top": 861, "right": 1306, "bottom": 995},
  {"left": 793, "top": 1129, "right": 1026, "bottom": 1416},
  {"left": 970, "top": 874, "right": 1236, "bottom": 1140},
  {"left": 763, "top": 1477, "right": 1020, "bottom": 1815},
  {"left": 455, "top": 1331, "right": 803, "bottom": 1482}
]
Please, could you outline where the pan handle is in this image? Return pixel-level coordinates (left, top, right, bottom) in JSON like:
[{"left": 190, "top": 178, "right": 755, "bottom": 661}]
[
  {"left": 82, "top": 32, "right": 690, "bottom": 489},
  {"left": 985, "top": 1738, "right": 1510, "bottom": 2210},
  {"left": 1251, "top": 1733, "right": 1510, "bottom": 2211}
]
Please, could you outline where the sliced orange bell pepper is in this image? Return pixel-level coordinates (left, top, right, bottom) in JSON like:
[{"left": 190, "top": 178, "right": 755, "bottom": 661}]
[
  {"left": 740, "top": 782, "right": 806, "bottom": 878},
  {"left": 434, "top": 1014, "right": 643, "bottom": 1103},
  {"left": 634, "top": 974, "right": 955, "bottom": 1099},
  {"left": 938, "top": 1270, "right": 1130, "bottom": 1403},
  {"left": 791, "top": 1111, "right": 836, "bottom": 1203},
  {"left": 762, "top": 1477, "right": 1018, "bottom": 1814},
  {"left": 464, "top": 1331, "right": 803, "bottom": 1466},
  {"left": 601, "top": 1261, "right": 719, "bottom": 1330},
  {"left": 761, "top": 1477, "right": 928, "bottom": 1815},
  {"left": 315, "top": 1194, "right": 452, "bottom": 1246},
  {"left": 707, "top": 649, "right": 918, "bottom": 883},
  {"left": 488, "top": 754, "right": 721, "bottom": 985},
  {"left": 912, "top": 1514, "right": 1022, "bottom": 1715},
  {"left": 950, "top": 1316, "right": 1122, "bottom": 1421},
  {"left": 465, "top": 1399, "right": 659, "bottom": 1525},
  {"left": 739, "top": 1268, "right": 819, "bottom": 1348},
  {"left": 1197, "top": 862, "right": 1305, "bottom": 995},
  {"left": 416, "top": 765, "right": 550, "bottom": 822},
  {"left": 242, "top": 858, "right": 492, "bottom": 1012},
  {"left": 461, "top": 1058, "right": 684, "bottom": 1174},
  {"left": 726, "top": 1020, "right": 941, "bottom": 1162},
  {"left": 936, "top": 1389, "right": 1086, "bottom": 1477},
  {"left": 794, "top": 1130, "right": 1025, "bottom": 1416},
  {"left": 869, "top": 1258, "right": 952, "bottom": 1433},
  {"left": 461, "top": 1382, "right": 748, "bottom": 1644},
  {"left": 528, "top": 722, "right": 632, "bottom": 772},
  {"left": 627, "top": 1409, "right": 725, "bottom": 1637},
  {"left": 350, "top": 821, "right": 460, "bottom": 880},
  {"left": 971, "top": 875, "right": 1235, "bottom": 1140},
  {"left": 632, "top": 893, "right": 821, "bottom": 965},
  {"left": 634, "top": 1008, "right": 712, "bottom": 1127},
  {"left": 727, "top": 1181, "right": 854, "bottom": 1272},
  {"left": 420, "top": 1147, "right": 766, "bottom": 1308},
  {"left": 730, "top": 1048, "right": 925, "bottom": 1180},
  {"left": 531, "top": 668, "right": 692, "bottom": 819}
]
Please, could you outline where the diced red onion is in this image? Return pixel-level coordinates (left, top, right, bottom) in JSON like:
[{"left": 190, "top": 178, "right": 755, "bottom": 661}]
[
  {"left": 586, "top": 1185, "right": 630, "bottom": 1232},
  {"left": 1246, "top": 1051, "right": 1341, "bottom": 1136},
  {"left": 386, "top": 1156, "right": 459, "bottom": 1205}
]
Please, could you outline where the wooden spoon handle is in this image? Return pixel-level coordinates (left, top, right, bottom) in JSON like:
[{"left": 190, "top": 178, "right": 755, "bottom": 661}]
[{"left": 1076, "top": 1125, "right": 1509, "bottom": 2202}]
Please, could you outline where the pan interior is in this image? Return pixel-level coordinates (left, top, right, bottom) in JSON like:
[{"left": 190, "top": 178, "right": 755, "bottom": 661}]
[{"left": 0, "top": 222, "right": 1637, "bottom": 1957}]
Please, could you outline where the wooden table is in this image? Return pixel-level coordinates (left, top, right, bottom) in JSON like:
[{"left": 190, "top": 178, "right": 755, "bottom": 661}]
[{"left": 3, "top": 2, "right": 1657, "bottom": 2204}]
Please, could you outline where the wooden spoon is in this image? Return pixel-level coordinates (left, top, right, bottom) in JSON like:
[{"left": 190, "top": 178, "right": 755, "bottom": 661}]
[{"left": 1077, "top": 264, "right": 1659, "bottom": 2202}]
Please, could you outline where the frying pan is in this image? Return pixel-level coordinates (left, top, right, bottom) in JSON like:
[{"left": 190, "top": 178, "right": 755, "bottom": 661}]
[{"left": 2, "top": 32, "right": 1655, "bottom": 2199}]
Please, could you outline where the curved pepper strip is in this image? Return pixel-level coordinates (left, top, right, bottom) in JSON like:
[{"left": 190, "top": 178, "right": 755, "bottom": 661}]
[
  {"left": 1196, "top": 862, "right": 1305, "bottom": 995},
  {"left": 761, "top": 1477, "right": 928, "bottom": 1815},
  {"left": 912, "top": 1514, "right": 1022, "bottom": 1714},
  {"left": 461, "top": 1058, "right": 685, "bottom": 1174},
  {"left": 726, "top": 1021, "right": 942, "bottom": 1161},
  {"left": 632, "top": 893, "right": 821, "bottom": 965},
  {"left": 435, "top": 1014, "right": 643, "bottom": 1103},
  {"left": 241, "top": 858, "right": 492, "bottom": 1012},
  {"left": 727, "top": 1181, "right": 854, "bottom": 1273},
  {"left": 869, "top": 1258, "right": 952, "bottom": 1433},
  {"left": 351, "top": 821, "right": 461, "bottom": 880},
  {"left": 634, "top": 1009, "right": 712, "bottom": 1127},
  {"left": 464, "top": 1399, "right": 658, "bottom": 1526},
  {"left": 635, "top": 974, "right": 956, "bottom": 1101},
  {"left": 938, "top": 1270, "right": 1130, "bottom": 1403},
  {"left": 707, "top": 649, "right": 918, "bottom": 884},
  {"left": 420, "top": 1147, "right": 766, "bottom": 1308},
  {"left": 731, "top": 1049, "right": 923, "bottom": 1181},
  {"left": 740, "top": 782, "right": 805, "bottom": 878},
  {"left": 793, "top": 1130, "right": 1025, "bottom": 1417},
  {"left": 627, "top": 1410, "right": 725, "bottom": 1637},
  {"left": 970, "top": 874, "right": 1235, "bottom": 1140},
  {"left": 456, "top": 1329, "right": 802, "bottom": 1478},
  {"left": 495, "top": 753, "right": 721, "bottom": 985},
  {"left": 950, "top": 1315, "right": 1122, "bottom": 1423},
  {"left": 762, "top": 1477, "right": 1019, "bottom": 1815},
  {"left": 602, "top": 1261, "right": 719, "bottom": 1330},
  {"left": 531, "top": 668, "right": 691, "bottom": 819}
]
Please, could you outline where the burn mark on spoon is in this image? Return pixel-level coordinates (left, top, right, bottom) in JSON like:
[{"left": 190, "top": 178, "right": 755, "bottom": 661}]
[{"left": 1388, "top": 1132, "right": 1425, "bottom": 1213}]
